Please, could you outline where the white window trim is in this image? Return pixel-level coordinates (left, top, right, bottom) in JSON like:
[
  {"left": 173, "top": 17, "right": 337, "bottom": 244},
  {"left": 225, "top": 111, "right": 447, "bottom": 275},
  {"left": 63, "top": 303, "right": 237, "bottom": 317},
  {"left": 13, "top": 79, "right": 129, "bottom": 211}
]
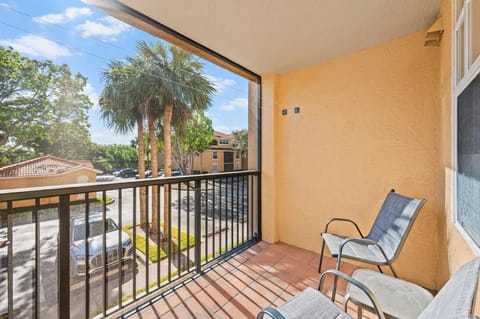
[{"left": 452, "top": 0, "right": 480, "bottom": 254}]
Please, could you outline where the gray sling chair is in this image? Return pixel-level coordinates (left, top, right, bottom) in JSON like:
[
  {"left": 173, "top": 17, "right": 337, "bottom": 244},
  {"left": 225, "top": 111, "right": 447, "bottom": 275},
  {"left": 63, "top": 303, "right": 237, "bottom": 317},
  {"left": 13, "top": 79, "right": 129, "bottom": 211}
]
[
  {"left": 318, "top": 189, "right": 426, "bottom": 278},
  {"left": 257, "top": 257, "right": 480, "bottom": 319}
]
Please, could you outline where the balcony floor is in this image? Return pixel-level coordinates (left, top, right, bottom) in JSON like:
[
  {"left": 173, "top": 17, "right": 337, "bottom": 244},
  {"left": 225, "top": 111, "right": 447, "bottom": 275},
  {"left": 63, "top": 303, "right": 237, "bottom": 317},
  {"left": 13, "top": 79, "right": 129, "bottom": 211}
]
[{"left": 128, "top": 241, "right": 375, "bottom": 319}]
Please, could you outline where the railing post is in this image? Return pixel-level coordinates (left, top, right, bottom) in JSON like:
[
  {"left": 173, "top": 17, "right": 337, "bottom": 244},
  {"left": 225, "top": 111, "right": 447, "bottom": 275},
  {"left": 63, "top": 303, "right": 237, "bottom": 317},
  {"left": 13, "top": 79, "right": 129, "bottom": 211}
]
[
  {"left": 194, "top": 180, "right": 201, "bottom": 273},
  {"left": 58, "top": 195, "right": 70, "bottom": 318}
]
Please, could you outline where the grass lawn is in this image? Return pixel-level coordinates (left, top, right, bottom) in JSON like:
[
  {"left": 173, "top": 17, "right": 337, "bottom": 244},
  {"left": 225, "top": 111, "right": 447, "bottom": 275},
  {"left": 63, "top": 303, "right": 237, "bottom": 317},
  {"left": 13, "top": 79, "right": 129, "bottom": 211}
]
[{"left": 123, "top": 224, "right": 195, "bottom": 262}]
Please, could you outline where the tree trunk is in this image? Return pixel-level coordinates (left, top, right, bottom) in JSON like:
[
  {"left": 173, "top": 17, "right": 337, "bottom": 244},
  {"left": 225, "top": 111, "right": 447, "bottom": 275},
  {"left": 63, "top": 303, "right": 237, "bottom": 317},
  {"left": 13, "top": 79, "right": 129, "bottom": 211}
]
[
  {"left": 148, "top": 114, "right": 159, "bottom": 235},
  {"left": 163, "top": 103, "right": 173, "bottom": 239},
  {"left": 137, "top": 117, "right": 147, "bottom": 230}
]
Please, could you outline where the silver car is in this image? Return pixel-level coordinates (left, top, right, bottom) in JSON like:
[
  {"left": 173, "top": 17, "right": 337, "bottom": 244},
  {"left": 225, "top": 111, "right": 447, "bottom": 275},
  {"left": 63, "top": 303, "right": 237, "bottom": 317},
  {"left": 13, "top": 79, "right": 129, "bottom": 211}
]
[{"left": 70, "top": 214, "right": 133, "bottom": 277}]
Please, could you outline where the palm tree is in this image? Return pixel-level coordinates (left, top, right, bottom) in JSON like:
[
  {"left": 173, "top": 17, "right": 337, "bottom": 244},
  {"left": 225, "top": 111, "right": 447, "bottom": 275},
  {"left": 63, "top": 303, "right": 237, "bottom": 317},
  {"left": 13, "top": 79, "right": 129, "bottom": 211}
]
[
  {"left": 100, "top": 58, "right": 151, "bottom": 228},
  {"left": 137, "top": 41, "right": 216, "bottom": 238}
]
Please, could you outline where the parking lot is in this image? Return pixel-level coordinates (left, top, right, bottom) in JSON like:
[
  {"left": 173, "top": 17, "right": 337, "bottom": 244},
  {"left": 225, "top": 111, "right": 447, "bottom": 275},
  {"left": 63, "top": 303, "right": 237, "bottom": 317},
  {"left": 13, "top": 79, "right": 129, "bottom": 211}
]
[{"left": 0, "top": 176, "right": 249, "bottom": 318}]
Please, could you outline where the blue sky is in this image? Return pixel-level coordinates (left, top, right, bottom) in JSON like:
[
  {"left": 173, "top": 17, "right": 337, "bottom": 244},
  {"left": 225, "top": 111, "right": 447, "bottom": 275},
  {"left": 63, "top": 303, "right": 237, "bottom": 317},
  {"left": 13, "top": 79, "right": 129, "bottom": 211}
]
[{"left": 0, "top": 0, "right": 249, "bottom": 145}]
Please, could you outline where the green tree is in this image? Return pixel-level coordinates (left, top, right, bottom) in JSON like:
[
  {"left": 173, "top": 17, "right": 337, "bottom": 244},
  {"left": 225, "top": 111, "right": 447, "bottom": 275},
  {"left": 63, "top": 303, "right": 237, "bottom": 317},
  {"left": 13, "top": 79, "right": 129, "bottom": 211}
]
[
  {"left": 0, "top": 46, "right": 93, "bottom": 163},
  {"left": 172, "top": 112, "right": 214, "bottom": 175},
  {"left": 232, "top": 129, "right": 248, "bottom": 159},
  {"left": 91, "top": 144, "right": 138, "bottom": 173},
  {"left": 137, "top": 41, "right": 215, "bottom": 238},
  {"left": 100, "top": 58, "right": 150, "bottom": 228}
]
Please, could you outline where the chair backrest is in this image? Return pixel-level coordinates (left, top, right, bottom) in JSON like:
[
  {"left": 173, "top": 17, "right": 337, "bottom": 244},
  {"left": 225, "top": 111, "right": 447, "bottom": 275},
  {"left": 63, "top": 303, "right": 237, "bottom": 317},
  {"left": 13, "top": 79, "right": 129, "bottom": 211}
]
[
  {"left": 418, "top": 257, "right": 480, "bottom": 319},
  {"left": 366, "top": 190, "right": 425, "bottom": 261}
]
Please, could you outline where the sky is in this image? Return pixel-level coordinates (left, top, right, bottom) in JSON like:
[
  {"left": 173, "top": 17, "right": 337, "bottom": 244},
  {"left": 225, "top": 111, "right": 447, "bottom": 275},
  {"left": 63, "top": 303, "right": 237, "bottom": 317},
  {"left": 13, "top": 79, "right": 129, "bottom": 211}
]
[{"left": 0, "top": 0, "right": 249, "bottom": 145}]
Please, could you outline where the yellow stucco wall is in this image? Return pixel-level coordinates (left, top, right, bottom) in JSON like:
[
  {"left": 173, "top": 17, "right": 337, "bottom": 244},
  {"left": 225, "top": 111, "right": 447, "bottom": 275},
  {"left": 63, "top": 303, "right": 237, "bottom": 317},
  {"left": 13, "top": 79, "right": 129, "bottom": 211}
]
[
  {"left": 0, "top": 169, "right": 97, "bottom": 208},
  {"left": 262, "top": 31, "right": 441, "bottom": 288}
]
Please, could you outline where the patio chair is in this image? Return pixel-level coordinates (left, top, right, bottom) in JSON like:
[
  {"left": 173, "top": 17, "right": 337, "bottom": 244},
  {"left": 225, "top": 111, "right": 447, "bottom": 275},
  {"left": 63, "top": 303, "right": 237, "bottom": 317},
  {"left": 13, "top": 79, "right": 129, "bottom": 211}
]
[
  {"left": 257, "top": 257, "right": 480, "bottom": 319},
  {"left": 318, "top": 189, "right": 426, "bottom": 277}
]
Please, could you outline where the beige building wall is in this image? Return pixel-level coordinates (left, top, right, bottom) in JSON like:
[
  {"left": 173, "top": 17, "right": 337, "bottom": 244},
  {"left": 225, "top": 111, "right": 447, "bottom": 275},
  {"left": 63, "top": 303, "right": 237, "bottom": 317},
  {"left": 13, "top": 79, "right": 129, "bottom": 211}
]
[
  {"left": 262, "top": 31, "right": 441, "bottom": 289},
  {"left": 0, "top": 169, "right": 98, "bottom": 208},
  {"left": 193, "top": 149, "right": 243, "bottom": 173}
]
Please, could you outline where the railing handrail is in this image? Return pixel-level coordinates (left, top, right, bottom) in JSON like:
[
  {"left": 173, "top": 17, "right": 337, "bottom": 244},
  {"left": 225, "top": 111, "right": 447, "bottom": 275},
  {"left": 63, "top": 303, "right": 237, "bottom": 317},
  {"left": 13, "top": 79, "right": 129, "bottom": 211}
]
[{"left": 0, "top": 170, "right": 260, "bottom": 202}]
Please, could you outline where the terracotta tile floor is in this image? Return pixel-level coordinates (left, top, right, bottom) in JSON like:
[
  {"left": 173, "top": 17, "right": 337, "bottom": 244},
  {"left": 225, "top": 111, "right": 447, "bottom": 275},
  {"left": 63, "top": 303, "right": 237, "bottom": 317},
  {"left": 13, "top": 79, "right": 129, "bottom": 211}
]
[{"left": 128, "top": 241, "right": 372, "bottom": 319}]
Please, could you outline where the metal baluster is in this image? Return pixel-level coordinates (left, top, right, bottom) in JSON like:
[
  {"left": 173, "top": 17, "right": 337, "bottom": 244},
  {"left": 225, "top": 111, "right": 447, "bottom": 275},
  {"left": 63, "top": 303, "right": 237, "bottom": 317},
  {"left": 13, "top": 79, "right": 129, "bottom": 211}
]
[
  {"left": 102, "top": 190, "right": 107, "bottom": 316},
  {"left": 84, "top": 194, "right": 90, "bottom": 318},
  {"left": 230, "top": 177, "right": 234, "bottom": 248},
  {"left": 7, "top": 202, "right": 13, "bottom": 319},
  {"left": 212, "top": 179, "right": 216, "bottom": 258},
  {"left": 34, "top": 198, "right": 40, "bottom": 319},
  {"left": 249, "top": 175, "right": 253, "bottom": 240},
  {"left": 218, "top": 178, "right": 222, "bottom": 255},
  {"left": 225, "top": 178, "right": 228, "bottom": 252},
  {"left": 204, "top": 179, "right": 208, "bottom": 262},
  {"left": 132, "top": 187, "right": 137, "bottom": 301},
  {"left": 58, "top": 195, "right": 70, "bottom": 319},
  {"left": 168, "top": 184, "right": 172, "bottom": 281},
  {"left": 194, "top": 180, "right": 201, "bottom": 273},
  {"left": 145, "top": 186, "right": 149, "bottom": 294},
  {"left": 117, "top": 189, "right": 122, "bottom": 309},
  {"left": 157, "top": 184, "right": 161, "bottom": 288},
  {"left": 242, "top": 176, "right": 245, "bottom": 243},
  {"left": 177, "top": 183, "right": 181, "bottom": 274},
  {"left": 236, "top": 176, "right": 239, "bottom": 245},
  {"left": 186, "top": 182, "right": 190, "bottom": 271}
]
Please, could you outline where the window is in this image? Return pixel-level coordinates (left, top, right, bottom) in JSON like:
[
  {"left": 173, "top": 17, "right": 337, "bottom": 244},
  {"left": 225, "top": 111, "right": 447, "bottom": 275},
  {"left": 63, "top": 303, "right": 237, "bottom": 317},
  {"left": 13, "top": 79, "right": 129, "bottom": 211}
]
[
  {"left": 457, "top": 72, "right": 480, "bottom": 246},
  {"left": 212, "top": 151, "right": 218, "bottom": 160},
  {"left": 219, "top": 139, "right": 229, "bottom": 145},
  {"left": 212, "top": 164, "right": 218, "bottom": 173},
  {"left": 454, "top": 0, "right": 480, "bottom": 250}
]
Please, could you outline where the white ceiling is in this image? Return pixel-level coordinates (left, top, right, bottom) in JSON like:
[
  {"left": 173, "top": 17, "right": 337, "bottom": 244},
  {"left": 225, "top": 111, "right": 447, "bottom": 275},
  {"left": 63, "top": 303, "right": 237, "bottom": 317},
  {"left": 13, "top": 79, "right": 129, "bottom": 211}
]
[{"left": 118, "top": 0, "right": 442, "bottom": 75}]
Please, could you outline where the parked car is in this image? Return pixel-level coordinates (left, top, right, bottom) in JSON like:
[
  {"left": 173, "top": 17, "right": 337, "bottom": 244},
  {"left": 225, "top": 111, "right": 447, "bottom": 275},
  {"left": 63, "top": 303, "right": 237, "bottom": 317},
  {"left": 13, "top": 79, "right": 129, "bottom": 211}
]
[
  {"left": 135, "top": 170, "right": 152, "bottom": 179},
  {"left": 118, "top": 168, "right": 137, "bottom": 178},
  {"left": 96, "top": 175, "right": 115, "bottom": 182},
  {"left": 160, "top": 170, "right": 183, "bottom": 177},
  {"left": 69, "top": 214, "right": 133, "bottom": 277}
]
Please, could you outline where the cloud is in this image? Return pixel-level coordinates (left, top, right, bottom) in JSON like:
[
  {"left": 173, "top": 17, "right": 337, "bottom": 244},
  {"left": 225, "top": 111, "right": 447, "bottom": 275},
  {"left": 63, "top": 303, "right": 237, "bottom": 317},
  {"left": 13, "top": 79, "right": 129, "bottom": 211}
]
[
  {"left": 75, "top": 16, "right": 130, "bottom": 39},
  {"left": 0, "top": 3, "right": 10, "bottom": 8},
  {"left": 205, "top": 75, "right": 236, "bottom": 93},
  {"left": 33, "top": 7, "right": 92, "bottom": 24},
  {"left": 213, "top": 125, "right": 233, "bottom": 134},
  {"left": 0, "top": 35, "right": 72, "bottom": 59},
  {"left": 219, "top": 97, "right": 248, "bottom": 112},
  {"left": 84, "top": 82, "right": 100, "bottom": 109}
]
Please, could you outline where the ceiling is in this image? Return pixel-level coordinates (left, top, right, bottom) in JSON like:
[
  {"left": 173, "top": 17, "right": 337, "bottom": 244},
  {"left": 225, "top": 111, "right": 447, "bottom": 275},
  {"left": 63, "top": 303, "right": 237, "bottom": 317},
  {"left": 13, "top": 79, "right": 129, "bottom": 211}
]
[{"left": 116, "top": 0, "right": 442, "bottom": 75}]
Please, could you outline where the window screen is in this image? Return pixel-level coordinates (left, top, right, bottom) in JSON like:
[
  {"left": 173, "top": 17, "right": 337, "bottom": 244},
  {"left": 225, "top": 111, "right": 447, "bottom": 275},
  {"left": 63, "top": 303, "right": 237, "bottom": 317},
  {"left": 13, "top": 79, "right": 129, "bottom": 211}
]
[{"left": 457, "top": 72, "right": 480, "bottom": 245}]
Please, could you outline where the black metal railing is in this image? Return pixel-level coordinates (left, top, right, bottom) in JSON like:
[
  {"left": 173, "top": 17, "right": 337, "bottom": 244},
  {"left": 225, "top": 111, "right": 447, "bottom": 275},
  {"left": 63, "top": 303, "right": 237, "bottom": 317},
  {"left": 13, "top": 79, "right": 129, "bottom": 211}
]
[{"left": 0, "top": 171, "right": 260, "bottom": 318}]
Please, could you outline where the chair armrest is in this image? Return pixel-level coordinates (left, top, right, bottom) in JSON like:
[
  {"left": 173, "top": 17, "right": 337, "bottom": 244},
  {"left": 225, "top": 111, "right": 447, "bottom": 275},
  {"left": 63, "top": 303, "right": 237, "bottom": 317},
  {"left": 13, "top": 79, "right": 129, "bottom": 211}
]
[
  {"left": 319, "top": 269, "right": 386, "bottom": 319},
  {"left": 256, "top": 307, "right": 287, "bottom": 319},
  {"left": 324, "top": 218, "right": 364, "bottom": 238},
  {"left": 338, "top": 238, "right": 390, "bottom": 264}
]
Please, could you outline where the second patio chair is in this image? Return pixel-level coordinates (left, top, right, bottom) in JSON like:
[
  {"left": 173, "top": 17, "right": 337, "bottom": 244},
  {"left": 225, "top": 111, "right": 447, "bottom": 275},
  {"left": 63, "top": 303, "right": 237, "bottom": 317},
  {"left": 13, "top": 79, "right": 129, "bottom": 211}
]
[{"left": 318, "top": 189, "right": 426, "bottom": 277}]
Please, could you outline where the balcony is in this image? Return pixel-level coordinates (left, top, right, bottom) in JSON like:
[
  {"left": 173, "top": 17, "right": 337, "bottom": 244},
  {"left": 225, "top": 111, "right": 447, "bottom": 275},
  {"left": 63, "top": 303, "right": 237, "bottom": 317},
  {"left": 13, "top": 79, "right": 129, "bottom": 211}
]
[
  {"left": 127, "top": 241, "right": 363, "bottom": 319},
  {"left": 0, "top": 171, "right": 260, "bottom": 318}
]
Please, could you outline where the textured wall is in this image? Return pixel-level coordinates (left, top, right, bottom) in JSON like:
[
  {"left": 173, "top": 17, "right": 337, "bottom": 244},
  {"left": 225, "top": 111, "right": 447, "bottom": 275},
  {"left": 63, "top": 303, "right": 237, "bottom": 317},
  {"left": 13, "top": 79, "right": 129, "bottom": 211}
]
[
  {"left": 0, "top": 169, "right": 97, "bottom": 208},
  {"left": 436, "top": 0, "right": 477, "bottom": 289},
  {"left": 263, "top": 31, "right": 440, "bottom": 289}
]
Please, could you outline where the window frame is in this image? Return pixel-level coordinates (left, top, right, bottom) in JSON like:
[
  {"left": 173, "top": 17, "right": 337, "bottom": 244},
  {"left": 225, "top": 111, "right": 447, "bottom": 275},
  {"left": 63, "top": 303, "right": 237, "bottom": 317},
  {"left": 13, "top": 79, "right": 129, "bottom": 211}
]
[
  {"left": 212, "top": 151, "right": 218, "bottom": 160},
  {"left": 452, "top": 0, "right": 480, "bottom": 253}
]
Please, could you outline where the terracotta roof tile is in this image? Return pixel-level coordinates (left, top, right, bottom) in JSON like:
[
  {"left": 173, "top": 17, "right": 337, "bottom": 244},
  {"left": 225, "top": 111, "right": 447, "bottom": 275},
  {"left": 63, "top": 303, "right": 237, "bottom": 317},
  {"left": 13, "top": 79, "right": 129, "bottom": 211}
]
[{"left": 0, "top": 155, "right": 96, "bottom": 177}]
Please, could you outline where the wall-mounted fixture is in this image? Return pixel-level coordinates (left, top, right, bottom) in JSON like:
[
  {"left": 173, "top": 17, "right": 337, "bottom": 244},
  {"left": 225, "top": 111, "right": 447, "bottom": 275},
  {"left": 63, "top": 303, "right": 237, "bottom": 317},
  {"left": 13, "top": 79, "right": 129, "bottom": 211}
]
[
  {"left": 282, "top": 109, "right": 288, "bottom": 116},
  {"left": 294, "top": 107, "right": 300, "bottom": 114},
  {"left": 425, "top": 17, "right": 443, "bottom": 47}
]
